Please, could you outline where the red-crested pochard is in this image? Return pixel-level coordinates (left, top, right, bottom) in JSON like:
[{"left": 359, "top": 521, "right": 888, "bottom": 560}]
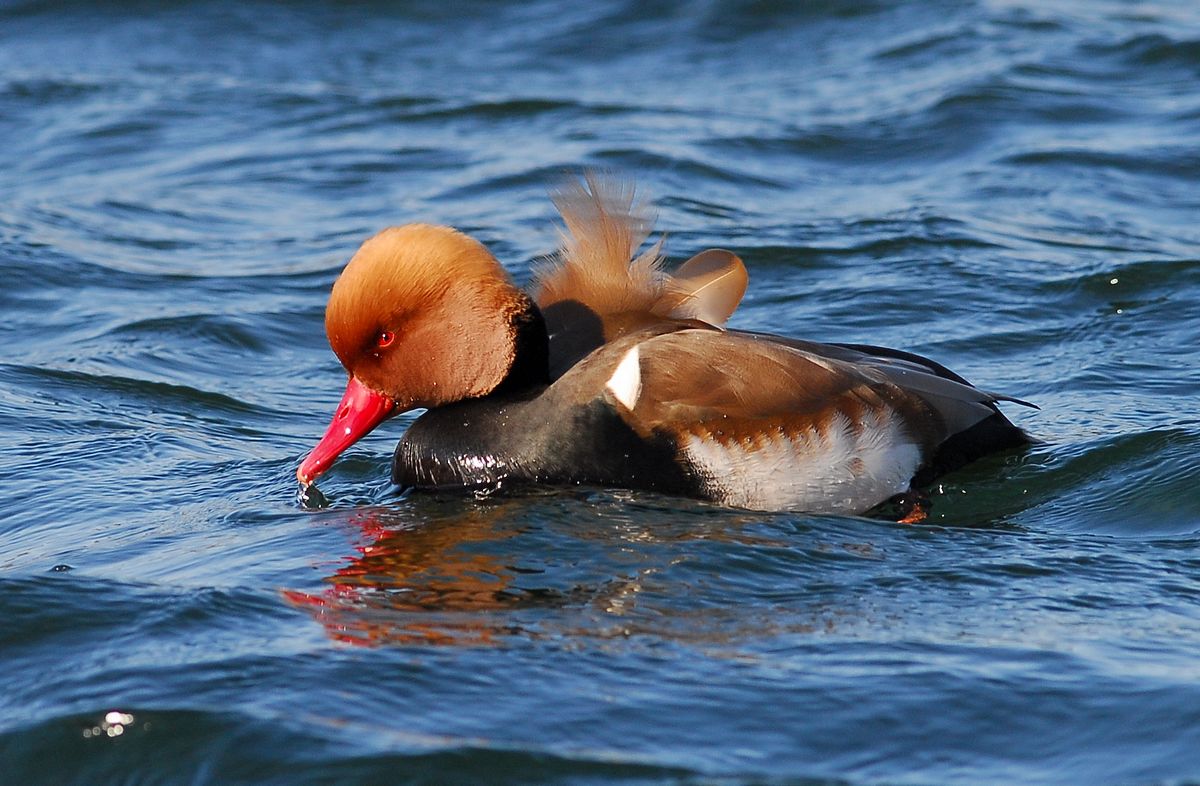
[{"left": 298, "top": 175, "right": 1032, "bottom": 516}]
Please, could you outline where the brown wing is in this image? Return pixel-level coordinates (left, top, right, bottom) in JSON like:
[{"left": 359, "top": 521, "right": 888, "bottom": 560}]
[
  {"left": 605, "top": 330, "right": 1009, "bottom": 454},
  {"left": 542, "top": 326, "right": 1029, "bottom": 510}
]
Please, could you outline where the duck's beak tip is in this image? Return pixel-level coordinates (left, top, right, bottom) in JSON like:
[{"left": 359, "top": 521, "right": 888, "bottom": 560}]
[{"left": 298, "top": 376, "right": 397, "bottom": 486}]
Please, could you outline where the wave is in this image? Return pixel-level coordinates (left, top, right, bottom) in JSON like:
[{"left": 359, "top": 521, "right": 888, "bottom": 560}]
[{"left": 0, "top": 706, "right": 706, "bottom": 786}]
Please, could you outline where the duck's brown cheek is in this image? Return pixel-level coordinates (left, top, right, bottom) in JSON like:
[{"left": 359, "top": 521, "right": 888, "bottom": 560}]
[{"left": 354, "top": 353, "right": 410, "bottom": 398}]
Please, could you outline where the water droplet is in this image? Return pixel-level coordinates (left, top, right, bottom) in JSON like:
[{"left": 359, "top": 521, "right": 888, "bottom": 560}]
[{"left": 299, "top": 483, "right": 331, "bottom": 509}]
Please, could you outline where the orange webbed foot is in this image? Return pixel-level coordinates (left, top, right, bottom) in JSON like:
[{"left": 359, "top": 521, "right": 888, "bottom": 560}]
[{"left": 894, "top": 489, "right": 931, "bottom": 524}]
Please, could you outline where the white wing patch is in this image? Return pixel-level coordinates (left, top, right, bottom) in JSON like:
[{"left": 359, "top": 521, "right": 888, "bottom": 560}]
[
  {"left": 682, "top": 408, "right": 922, "bottom": 514},
  {"left": 605, "top": 345, "right": 642, "bottom": 411}
]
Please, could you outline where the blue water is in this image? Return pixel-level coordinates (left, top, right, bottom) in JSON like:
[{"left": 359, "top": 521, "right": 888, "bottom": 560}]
[{"left": 3, "top": 1, "right": 1200, "bottom": 783}]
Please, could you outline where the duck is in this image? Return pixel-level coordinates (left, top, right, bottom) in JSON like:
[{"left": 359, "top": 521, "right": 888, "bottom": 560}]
[{"left": 297, "top": 174, "right": 1033, "bottom": 517}]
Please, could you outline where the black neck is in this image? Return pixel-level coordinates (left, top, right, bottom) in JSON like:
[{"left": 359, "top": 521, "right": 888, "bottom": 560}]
[{"left": 492, "top": 294, "right": 550, "bottom": 396}]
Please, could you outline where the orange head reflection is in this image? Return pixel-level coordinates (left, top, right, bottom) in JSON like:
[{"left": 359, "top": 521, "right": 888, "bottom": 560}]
[{"left": 284, "top": 501, "right": 537, "bottom": 647}]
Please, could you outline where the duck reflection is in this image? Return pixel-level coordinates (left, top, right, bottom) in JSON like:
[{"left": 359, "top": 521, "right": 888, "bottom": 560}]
[
  {"left": 284, "top": 498, "right": 545, "bottom": 646},
  {"left": 285, "top": 492, "right": 813, "bottom": 648}
]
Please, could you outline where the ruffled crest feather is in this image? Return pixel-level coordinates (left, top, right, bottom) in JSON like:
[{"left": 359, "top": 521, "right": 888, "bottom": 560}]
[
  {"left": 534, "top": 172, "right": 748, "bottom": 328},
  {"left": 535, "top": 172, "right": 666, "bottom": 315}
]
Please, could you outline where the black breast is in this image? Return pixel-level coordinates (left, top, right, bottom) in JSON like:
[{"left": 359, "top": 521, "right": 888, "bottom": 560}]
[{"left": 391, "top": 394, "right": 702, "bottom": 498}]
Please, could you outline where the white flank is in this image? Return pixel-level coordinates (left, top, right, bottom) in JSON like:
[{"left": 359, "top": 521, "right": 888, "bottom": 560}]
[
  {"left": 605, "top": 345, "right": 642, "bottom": 410},
  {"left": 683, "top": 408, "right": 922, "bottom": 514}
]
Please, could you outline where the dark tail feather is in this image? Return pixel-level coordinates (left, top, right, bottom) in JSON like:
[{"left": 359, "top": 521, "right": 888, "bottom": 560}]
[{"left": 912, "top": 410, "right": 1030, "bottom": 488}]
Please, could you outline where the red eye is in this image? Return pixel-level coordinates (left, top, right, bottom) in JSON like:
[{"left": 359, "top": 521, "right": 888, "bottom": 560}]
[{"left": 377, "top": 330, "right": 395, "bottom": 348}]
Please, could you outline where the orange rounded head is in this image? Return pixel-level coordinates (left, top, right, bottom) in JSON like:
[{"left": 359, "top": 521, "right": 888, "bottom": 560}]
[{"left": 297, "top": 224, "right": 545, "bottom": 485}]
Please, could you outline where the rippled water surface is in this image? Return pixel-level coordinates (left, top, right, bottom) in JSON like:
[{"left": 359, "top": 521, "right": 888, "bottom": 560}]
[{"left": 3, "top": 1, "right": 1200, "bottom": 783}]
